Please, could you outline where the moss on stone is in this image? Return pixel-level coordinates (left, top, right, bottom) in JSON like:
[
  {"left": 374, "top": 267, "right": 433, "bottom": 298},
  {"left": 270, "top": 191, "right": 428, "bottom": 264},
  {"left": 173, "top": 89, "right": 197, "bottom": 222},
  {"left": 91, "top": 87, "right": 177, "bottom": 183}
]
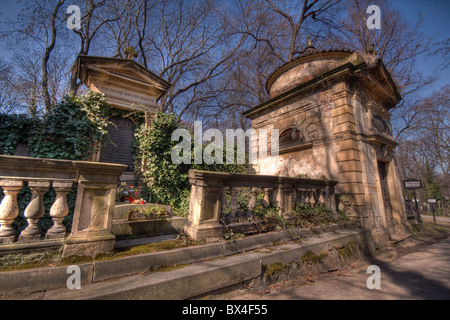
[
  {"left": 264, "top": 262, "right": 286, "bottom": 279},
  {"left": 301, "top": 250, "right": 328, "bottom": 264},
  {"left": 338, "top": 241, "right": 357, "bottom": 259}
]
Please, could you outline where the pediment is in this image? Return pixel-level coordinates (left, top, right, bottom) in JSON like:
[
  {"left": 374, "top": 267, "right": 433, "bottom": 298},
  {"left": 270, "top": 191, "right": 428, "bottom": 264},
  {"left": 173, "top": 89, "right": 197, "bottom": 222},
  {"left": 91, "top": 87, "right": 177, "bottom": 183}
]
[
  {"left": 363, "top": 60, "right": 402, "bottom": 107},
  {"left": 77, "top": 55, "right": 171, "bottom": 112},
  {"left": 77, "top": 55, "right": 171, "bottom": 100}
]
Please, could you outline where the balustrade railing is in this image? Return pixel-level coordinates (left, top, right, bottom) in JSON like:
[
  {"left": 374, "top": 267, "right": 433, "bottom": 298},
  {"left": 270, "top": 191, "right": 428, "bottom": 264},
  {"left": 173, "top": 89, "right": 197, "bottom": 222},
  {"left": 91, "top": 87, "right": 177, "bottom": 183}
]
[
  {"left": 0, "top": 155, "right": 126, "bottom": 257},
  {"left": 185, "top": 169, "right": 338, "bottom": 240}
]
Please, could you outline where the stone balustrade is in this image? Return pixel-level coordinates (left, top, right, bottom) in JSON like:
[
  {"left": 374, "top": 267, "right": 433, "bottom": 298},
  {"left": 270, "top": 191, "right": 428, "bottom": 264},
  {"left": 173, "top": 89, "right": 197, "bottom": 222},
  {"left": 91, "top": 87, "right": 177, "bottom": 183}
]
[
  {"left": 0, "top": 155, "right": 126, "bottom": 257},
  {"left": 185, "top": 169, "right": 338, "bottom": 240}
]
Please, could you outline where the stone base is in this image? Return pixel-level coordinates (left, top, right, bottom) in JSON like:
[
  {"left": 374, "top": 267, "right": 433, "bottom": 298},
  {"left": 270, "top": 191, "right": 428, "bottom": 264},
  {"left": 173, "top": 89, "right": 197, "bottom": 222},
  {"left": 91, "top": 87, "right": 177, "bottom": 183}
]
[
  {"left": 184, "top": 222, "right": 224, "bottom": 241},
  {"left": 0, "top": 235, "right": 16, "bottom": 244},
  {"left": 18, "top": 234, "right": 42, "bottom": 243},
  {"left": 112, "top": 216, "right": 186, "bottom": 239},
  {"left": 226, "top": 218, "right": 278, "bottom": 236},
  {"left": 45, "top": 232, "right": 66, "bottom": 240},
  {"left": 370, "top": 228, "right": 391, "bottom": 249},
  {"left": 62, "top": 233, "right": 116, "bottom": 258}
]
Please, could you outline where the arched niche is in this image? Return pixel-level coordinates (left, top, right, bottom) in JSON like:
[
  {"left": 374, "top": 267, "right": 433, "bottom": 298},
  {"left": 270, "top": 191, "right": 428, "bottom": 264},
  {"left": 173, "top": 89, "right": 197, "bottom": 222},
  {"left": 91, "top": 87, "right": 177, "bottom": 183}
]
[{"left": 278, "top": 127, "right": 312, "bottom": 154}]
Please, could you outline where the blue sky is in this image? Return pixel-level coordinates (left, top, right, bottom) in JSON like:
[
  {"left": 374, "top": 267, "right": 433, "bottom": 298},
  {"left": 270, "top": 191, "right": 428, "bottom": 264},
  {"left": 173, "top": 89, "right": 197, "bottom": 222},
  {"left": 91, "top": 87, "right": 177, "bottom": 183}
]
[
  {"left": 392, "top": 0, "right": 450, "bottom": 93},
  {"left": 0, "top": 0, "right": 448, "bottom": 96}
]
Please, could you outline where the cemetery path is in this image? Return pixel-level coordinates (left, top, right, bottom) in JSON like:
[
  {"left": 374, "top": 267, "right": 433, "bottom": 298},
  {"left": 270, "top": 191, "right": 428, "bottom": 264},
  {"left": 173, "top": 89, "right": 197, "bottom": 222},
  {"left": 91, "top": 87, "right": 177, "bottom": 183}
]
[{"left": 215, "top": 222, "right": 450, "bottom": 300}]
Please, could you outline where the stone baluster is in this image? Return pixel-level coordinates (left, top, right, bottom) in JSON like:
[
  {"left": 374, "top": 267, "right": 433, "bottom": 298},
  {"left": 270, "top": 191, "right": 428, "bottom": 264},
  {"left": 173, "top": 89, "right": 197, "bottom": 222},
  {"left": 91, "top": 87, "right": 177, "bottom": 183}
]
[
  {"left": 325, "top": 182, "right": 337, "bottom": 213},
  {"left": 309, "top": 191, "right": 316, "bottom": 206},
  {"left": 304, "top": 190, "right": 310, "bottom": 205},
  {"left": 46, "top": 181, "right": 73, "bottom": 239},
  {"left": 19, "top": 181, "right": 51, "bottom": 242},
  {"left": 228, "top": 187, "right": 239, "bottom": 223},
  {"left": 220, "top": 186, "right": 230, "bottom": 221},
  {"left": 318, "top": 189, "right": 326, "bottom": 205},
  {"left": 0, "top": 180, "right": 24, "bottom": 243},
  {"left": 263, "top": 188, "right": 271, "bottom": 208},
  {"left": 247, "top": 188, "right": 257, "bottom": 219}
]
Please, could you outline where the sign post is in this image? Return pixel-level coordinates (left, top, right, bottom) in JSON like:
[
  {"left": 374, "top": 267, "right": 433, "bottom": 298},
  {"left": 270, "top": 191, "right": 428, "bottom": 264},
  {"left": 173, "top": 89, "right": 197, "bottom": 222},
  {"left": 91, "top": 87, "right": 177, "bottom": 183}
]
[
  {"left": 403, "top": 180, "right": 423, "bottom": 228},
  {"left": 427, "top": 198, "right": 437, "bottom": 224}
]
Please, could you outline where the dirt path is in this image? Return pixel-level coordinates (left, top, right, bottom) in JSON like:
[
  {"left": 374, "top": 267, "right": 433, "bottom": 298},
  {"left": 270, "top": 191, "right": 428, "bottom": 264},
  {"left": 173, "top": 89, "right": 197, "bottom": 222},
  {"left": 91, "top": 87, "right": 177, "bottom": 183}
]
[{"left": 215, "top": 222, "right": 450, "bottom": 300}]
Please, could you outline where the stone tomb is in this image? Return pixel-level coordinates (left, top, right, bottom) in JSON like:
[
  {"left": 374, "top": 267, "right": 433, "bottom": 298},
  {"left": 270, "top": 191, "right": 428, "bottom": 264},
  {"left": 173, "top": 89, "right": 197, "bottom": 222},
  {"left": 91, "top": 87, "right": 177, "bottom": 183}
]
[
  {"left": 77, "top": 54, "right": 171, "bottom": 181},
  {"left": 243, "top": 45, "right": 412, "bottom": 243}
]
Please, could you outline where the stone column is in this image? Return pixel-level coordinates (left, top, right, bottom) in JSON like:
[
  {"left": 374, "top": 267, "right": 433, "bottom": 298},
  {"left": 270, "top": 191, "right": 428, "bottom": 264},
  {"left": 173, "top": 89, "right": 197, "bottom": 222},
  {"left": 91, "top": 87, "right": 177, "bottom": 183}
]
[
  {"left": 46, "top": 181, "right": 73, "bottom": 239},
  {"left": 0, "top": 180, "right": 24, "bottom": 243},
  {"left": 62, "top": 162, "right": 126, "bottom": 257},
  {"left": 19, "top": 181, "right": 51, "bottom": 242},
  {"left": 184, "top": 170, "right": 228, "bottom": 240}
]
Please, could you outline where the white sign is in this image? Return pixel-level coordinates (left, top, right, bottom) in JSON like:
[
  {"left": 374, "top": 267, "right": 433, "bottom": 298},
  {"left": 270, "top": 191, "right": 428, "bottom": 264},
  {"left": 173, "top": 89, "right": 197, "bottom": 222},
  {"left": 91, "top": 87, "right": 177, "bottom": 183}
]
[
  {"left": 427, "top": 199, "right": 437, "bottom": 204},
  {"left": 404, "top": 180, "right": 422, "bottom": 189}
]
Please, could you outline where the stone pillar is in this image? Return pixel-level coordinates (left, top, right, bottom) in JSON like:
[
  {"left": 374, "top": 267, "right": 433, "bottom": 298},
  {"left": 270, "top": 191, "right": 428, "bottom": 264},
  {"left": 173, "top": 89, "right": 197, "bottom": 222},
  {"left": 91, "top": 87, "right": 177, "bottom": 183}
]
[
  {"left": 19, "top": 181, "right": 51, "bottom": 242},
  {"left": 62, "top": 162, "right": 126, "bottom": 257},
  {"left": 0, "top": 180, "right": 24, "bottom": 243},
  {"left": 184, "top": 170, "right": 228, "bottom": 240}
]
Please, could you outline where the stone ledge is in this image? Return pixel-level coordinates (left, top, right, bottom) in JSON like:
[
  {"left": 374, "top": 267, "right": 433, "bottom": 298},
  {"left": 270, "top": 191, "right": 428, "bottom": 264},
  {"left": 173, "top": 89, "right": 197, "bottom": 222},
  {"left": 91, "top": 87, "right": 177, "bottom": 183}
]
[
  {"left": 0, "top": 224, "right": 362, "bottom": 295},
  {"left": 40, "top": 228, "right": 376, "bottom": 300}
]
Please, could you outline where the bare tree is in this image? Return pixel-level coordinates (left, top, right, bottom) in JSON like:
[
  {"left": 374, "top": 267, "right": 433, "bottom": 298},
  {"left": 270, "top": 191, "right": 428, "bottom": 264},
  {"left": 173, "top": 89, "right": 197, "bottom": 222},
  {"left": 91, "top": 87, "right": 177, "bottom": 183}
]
[
  {"left": 323, "top": 0, "right": 436, "bottom": 140},
  {"left": 0, "top": 0, "right": 67, "bottom": 113},
  {"left": 264, "top": 0, "right": 341, "bottom": 62},
  {"left": 68, "top": 0, "right": 129, "bottom": 96}
]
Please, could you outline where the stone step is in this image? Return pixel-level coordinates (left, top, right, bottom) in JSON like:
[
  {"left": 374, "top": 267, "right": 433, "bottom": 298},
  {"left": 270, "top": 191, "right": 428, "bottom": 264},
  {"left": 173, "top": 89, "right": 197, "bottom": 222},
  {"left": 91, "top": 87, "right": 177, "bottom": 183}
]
[{"left": 4, "top": 228, "right": 376, "bottom": 300}]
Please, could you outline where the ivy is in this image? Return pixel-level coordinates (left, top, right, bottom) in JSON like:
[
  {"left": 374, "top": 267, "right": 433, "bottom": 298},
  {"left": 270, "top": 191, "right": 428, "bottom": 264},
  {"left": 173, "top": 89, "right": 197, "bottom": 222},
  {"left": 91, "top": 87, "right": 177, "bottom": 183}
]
[
  {"left": 135, "top": 111, "right": 248, "bottom": 212},
  {"left": 135, "top": 112, "right": 190, "bottom": 206},
  {"left": 0, "top": 114, "right": 36, "bottom": 155}
]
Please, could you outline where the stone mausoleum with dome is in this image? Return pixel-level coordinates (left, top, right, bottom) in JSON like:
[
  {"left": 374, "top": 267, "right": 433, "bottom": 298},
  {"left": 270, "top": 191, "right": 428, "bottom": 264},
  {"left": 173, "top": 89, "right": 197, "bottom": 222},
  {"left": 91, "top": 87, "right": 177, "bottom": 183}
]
[{"left": 243, "top": 43, "right": 412, "bottom": 243}]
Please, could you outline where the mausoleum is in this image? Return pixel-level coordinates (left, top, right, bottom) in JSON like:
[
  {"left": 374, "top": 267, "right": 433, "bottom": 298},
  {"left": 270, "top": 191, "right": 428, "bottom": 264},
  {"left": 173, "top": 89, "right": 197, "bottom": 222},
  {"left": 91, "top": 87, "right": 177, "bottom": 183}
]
[
  {"left": 243, "top": 43, "right": 412, "bottom": 242},
  {"left": 77, "top": 51, "right": 171, "bottom": 182}
]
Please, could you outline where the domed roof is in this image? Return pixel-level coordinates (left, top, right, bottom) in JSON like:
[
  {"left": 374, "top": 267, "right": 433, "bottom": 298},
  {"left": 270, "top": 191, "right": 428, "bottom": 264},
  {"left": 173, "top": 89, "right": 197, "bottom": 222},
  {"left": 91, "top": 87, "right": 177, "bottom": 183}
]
[{"left": 266, "top": 45, "right": 379, "bottom": 98}]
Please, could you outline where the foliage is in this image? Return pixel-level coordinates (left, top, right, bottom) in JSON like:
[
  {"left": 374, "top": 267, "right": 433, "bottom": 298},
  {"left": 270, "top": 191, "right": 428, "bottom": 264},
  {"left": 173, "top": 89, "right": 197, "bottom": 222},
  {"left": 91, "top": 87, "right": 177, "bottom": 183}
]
[
  {"left": 135, "top": 111, "right": 248, "bottom": 210},
  {"left": 135, "top": 111, "right": 191, "bottom": 206},
  {"left": 336, "top": 194, "right": 353, "bottom": 220},
  {"left": 172, "top": 189, "right": 191, "bottom": 217},
  {"left": 291, "top": 202, "right": 337, "bottom": 228},
  {"left": 0, "top": 114, "right": 36, "bottom": 155},
  {"left": 128, "top": 206, "right": 168, "bottom": 220},
  {"left": 27, "top": 96, "right": 106, "bottom": 160},
  {"left": 222, "top": 230, "right": 245, "bottom": 241}
]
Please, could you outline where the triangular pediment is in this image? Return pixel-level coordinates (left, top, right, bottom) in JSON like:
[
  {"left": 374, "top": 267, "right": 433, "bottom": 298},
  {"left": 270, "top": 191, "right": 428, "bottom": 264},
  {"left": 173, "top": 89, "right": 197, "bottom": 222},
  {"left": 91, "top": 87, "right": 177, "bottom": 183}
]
[
  {"left": 77, "top": 55, "right": 171, "bottom": 100},
  {"left": 77, "top": 55, "right": 171, "bottom": 113},
  {"left": 363, "top": 59, "right": 402, "bottom": 107}
]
